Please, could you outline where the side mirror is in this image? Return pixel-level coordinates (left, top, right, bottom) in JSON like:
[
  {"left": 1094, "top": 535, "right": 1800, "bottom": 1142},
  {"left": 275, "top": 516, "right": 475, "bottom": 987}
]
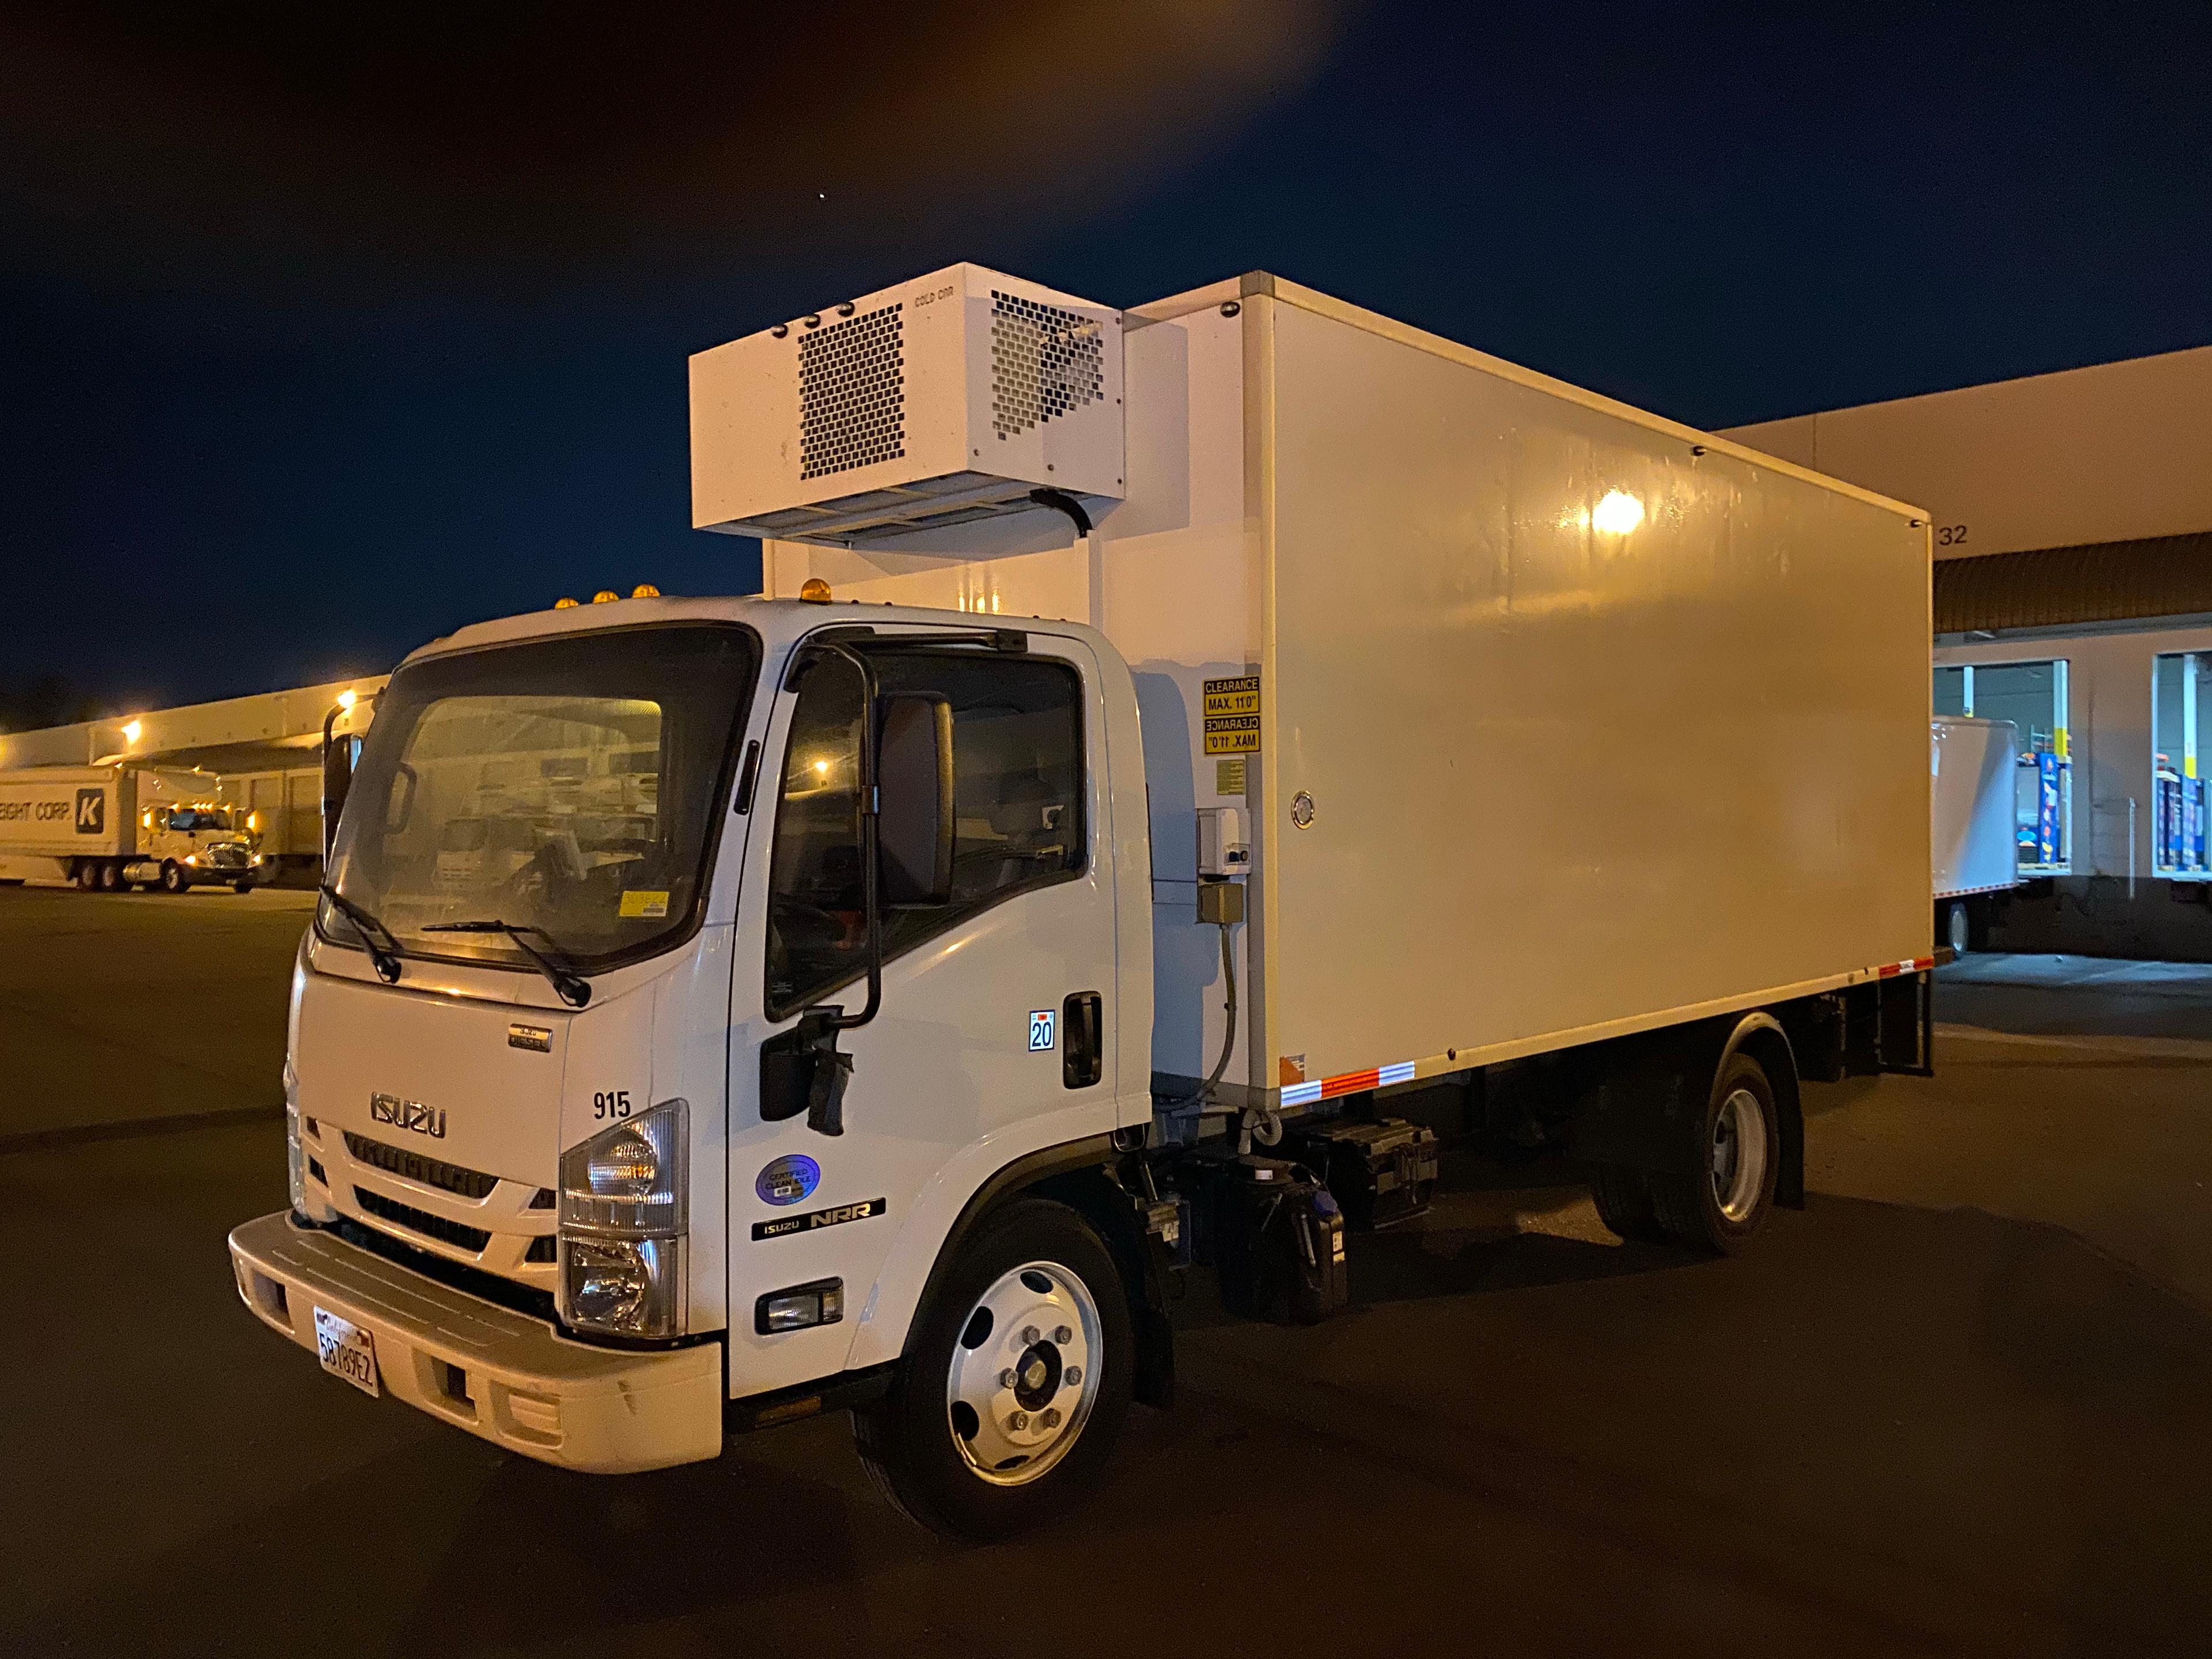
[
  {"left": 320, "top": 733, "right": 354, "bottom": 862},
  {"left": 877, "top": 692, "right": 953, "bottom": 907}
]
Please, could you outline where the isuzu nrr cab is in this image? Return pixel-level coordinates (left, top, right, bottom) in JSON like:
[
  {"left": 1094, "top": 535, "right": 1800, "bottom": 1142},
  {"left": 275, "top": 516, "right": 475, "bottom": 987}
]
[{"left": 230, "top": 264, "right": 1936, "bottom": 1537}]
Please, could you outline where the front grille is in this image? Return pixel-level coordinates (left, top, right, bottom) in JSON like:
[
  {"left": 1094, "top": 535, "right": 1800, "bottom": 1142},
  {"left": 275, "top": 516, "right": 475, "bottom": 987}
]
[
  {"left": 355, "top": 1188, "right": 491, "bottom": 1253},
  {"left": 207, "top": 846, "right": 249, "bottom": 868},
  {"left": 331, "top": 1218, "right": 558, "bottom": 1324},
  {"left": 344, "top": 1131, "right": 498, "bottom": 1200}
]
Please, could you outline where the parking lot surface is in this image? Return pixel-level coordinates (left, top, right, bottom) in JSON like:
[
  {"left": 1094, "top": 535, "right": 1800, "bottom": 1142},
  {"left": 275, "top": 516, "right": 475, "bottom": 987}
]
[{"left": 3, "top": 893, "right": 2207, "bottom": 1657}]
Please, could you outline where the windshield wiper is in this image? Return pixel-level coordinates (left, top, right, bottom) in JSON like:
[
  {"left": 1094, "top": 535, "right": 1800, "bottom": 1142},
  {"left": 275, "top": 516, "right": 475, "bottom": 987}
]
[
  {"left": 319, "top": 883, "right": 404, "bottom": 984},
  {"left": 421, "top": 919, "right": 592, "bottom": 1008}
]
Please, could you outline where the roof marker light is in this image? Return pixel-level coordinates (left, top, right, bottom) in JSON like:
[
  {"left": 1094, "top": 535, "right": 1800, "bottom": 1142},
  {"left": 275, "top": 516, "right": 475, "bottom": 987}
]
[
  {"left": 592, "top": 590, "right": 619, "bottom": 604},
  {"left": 632, "top": 583, "right": 661, "bottom": 599},
  {"left": 555, "top": 596, "right": 579, "bottom": 609},
  {"left": 800, "top": 578, "right": 833, "bottom": 603}
]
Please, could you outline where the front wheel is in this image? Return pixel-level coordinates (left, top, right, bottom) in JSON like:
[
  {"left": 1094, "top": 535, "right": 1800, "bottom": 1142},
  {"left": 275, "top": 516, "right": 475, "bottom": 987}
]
[
  {"left": 160, "top": 861, "right": 189, "bottom": 895},
  {"left": 853, "top": 1198, "right": 1132, "bottom": 1539}
]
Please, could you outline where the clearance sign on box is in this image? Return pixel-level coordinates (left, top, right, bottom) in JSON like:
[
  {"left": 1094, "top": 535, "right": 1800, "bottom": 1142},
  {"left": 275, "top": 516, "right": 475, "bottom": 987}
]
[{"left": 1203, "top": 675, "right": 1261, "bottom": 755}]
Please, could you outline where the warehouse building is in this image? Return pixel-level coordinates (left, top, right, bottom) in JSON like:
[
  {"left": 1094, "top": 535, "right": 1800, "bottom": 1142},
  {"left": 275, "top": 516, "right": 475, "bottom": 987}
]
[
  {"left": 0, "top": 675, "right": 384, "bottom": 880},
  {"left": 1724, "top": 344, "right": 2212, "bottom": 959}
]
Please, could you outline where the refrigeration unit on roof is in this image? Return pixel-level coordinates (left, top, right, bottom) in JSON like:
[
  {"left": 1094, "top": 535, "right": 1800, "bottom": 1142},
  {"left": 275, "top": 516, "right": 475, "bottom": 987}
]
[{"left": 688, "top": 263, "right": 1126, "bottom": 548}]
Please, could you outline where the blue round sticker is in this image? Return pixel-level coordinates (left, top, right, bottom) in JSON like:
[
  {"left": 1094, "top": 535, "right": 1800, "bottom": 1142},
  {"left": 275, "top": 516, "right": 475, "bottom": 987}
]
[{"left": 756, "top": 1154, "right": 821, "bottom": 1207}]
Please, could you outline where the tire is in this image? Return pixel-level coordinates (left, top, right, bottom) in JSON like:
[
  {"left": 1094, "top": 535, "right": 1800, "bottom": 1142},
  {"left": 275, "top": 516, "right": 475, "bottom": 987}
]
[
  {"left": 1589, "top": 1164, "right": 1665, "bottom": 1243},
  {"left": 75, "top": 860, "right": 101, "bottom": 891},
  {"left": 853, "top": 1198, "right": 1133, "bottom": 1540},
  {"left": 233, "top": 880, "right": 254, "bottom": 895},
  {"left": 1945, "top": 900, "right": 1970, "bottom": 957},
  {"left": 160, "top": 861, "right": 190, "bottom": 895},
  {"left": 99, "top": 861, "right": 123, "bottom": 892},
  {"left": 1649, "top": 1050, "right": 1779, "bottom": 1255}
]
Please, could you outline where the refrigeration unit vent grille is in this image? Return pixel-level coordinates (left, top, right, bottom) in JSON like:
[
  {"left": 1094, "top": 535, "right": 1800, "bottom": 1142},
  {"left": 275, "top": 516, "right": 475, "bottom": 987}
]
[
  {"left": 991, "top": 289, "right": 1105, "bottom": 438},
  {"left": 799, "top": 302, "right": 906, "bottom": 481}
]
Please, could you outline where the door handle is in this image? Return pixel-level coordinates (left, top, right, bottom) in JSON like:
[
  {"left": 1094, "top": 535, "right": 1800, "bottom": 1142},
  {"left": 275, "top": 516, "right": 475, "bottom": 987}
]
[{"left": 1062, "top": 991, "right": 1103, "bottom": 1090}]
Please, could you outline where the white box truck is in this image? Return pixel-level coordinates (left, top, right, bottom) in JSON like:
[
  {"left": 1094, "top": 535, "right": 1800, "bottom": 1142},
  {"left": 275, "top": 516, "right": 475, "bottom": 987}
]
[
  {"left": 230, "top": 265, "right": 1936, "bottom": 1539},
  {"left": 1931, "top": 715, "right": 2021, "bottom": 955},
  {"left": 0, "top": 764, "right": 271, "bottom": 892}
]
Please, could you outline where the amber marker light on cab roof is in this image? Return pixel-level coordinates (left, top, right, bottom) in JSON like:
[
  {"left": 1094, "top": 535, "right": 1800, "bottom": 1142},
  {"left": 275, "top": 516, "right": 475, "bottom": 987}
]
[
  {"left": 632, "top": 583, "right": 661, "bottom": 599},
  {"left": 554, "top": 596, "right": 579, "bottom": 609},
  {"left": 800, "top": 578, "right": 833, "bottom": 603},
  {"left": 592, "top": 590, "right": 619, "bottom": 604}
]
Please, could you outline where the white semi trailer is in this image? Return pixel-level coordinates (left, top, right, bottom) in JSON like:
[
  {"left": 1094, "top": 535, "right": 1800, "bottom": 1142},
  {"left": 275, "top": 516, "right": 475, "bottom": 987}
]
[
  {"left": 0, "top": 764, "right": 268, "bottom": 892},
  {"left": 230, "top": 265, "right": 1936, "bottom": 1539},
  {"left": 1932, "top": 715, "right": 2021, "bottom": 954}
]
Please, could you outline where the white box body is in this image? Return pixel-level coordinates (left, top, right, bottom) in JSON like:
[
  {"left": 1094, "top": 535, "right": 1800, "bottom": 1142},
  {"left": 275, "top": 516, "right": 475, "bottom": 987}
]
[
  {"left": 755, "top": 274, "right": 1932, "bottom": 1103},
  {"left": 691, "top": 263, "right": 1123, "bottom": 547},
  {"left": 1931, "top": 716, "right": 2021, "bottom": 900}
]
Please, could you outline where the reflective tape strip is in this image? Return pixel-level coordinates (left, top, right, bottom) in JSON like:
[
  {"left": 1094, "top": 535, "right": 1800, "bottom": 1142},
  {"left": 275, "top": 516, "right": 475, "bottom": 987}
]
[
  {"left": 1875, "top": 955, "right": 1937, "bottom": 978},
  {"left": 1280, "top": 1057, "right": 1418, "bottom": 1108}
]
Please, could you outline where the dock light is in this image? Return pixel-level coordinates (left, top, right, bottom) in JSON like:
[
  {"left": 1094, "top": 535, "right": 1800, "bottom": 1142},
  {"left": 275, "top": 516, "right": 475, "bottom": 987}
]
[
  {"left": 335, "top": 689, "right": 357, "bottom": 712},
  {"left": 799, "top": 578, "right": 833, "bottom": 603},
  {"left": 592, "top": 590, "right": 619, "bottom": 604},
  {"left": 555, "top": 596, "right": 579, "bottom": 609},
  {"left": 632, "top": 583, "right": 661, "bottom": 599},
  {"left": 121, "top": 719, "right": 143, "bottom": 745},
  {"left": 1592, "top": 490, "right": 1645, "bottom": 535}
]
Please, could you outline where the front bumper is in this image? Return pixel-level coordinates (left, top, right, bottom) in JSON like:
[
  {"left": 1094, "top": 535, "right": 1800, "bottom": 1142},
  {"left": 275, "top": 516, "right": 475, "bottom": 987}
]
[{"left": 228, "top": 1211, "right": 723, "bottom": 1474}]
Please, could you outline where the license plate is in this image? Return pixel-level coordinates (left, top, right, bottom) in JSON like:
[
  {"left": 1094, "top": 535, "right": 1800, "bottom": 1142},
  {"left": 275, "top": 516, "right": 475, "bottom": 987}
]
[{"left": 313, "top": 1306, "right": 380, "bottom": 1399}]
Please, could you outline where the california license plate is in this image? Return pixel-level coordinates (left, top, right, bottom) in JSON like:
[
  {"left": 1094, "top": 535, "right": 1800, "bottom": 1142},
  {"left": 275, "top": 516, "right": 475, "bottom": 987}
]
[{"left": 313, "top": 1306, "right": 380, "bottom": 1398}]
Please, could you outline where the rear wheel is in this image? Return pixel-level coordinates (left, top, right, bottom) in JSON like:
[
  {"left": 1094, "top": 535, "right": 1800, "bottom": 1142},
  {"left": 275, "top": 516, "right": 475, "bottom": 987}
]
[
  {"left": 74, "top": 860, "right": 101, "bottom": 891},
  {"left": 98, "top": 860, "right": 123, "bottom": 892},
  {"left": 1589, "top": 1164, "right": 1665, "bottom": 1243},
  {"left": 1649, "top": 1051, "right": 1779, "bottom": 1254},
  {"left": 233, "top": 879, "right": 254, "bottom": 895},
  {"left": 1945, "top": 900, "right": 1970, "bottom": 956},
  {"left": 853, "top": 1199, "right": 1132, "bottom": 1539},
  {"left": 160, "top": 861, "right": 189, "bottom": 895}
]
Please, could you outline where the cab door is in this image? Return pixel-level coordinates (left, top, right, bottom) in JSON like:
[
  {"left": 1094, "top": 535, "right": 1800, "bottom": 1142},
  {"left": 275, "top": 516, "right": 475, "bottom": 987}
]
[{"left": 725, "top": 634, "right": 1120, "bottom": 1398}]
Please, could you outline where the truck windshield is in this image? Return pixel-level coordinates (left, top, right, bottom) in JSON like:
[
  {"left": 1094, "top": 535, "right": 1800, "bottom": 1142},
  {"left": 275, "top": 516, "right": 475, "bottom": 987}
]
[{"left": 322, "top": 622, "right": 759, "bottom": 974}]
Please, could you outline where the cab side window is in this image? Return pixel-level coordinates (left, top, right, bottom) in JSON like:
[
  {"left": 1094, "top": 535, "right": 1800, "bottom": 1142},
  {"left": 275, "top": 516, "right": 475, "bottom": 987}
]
[{"left": 765, "top": 650, "right": 1085, "bottom": 1017}]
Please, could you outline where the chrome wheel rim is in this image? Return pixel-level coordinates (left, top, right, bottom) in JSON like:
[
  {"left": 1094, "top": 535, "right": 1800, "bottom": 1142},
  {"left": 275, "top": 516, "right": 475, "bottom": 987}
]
[
  {"left": 944, "top": 1260, "right": 1103, "bottom": 1487},
  {"left": 1710, "top": 1087, "right": 1767, "bottom": 1223}
]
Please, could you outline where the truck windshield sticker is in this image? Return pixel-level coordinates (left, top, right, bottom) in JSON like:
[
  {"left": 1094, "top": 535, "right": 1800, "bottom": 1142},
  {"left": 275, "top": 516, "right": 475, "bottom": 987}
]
[
  {"left": 619, "top": 889, "right": 670, "bottom": 919},
  {"left": 752, "top": 1196, "right": 887, "bottom": 1240},
  {"left": 1029, "top": 1009, "right": 1056, "bottom": 1051},
  {"left": 756, "top": 1154, "right": 821, "bottom": 1206},
  {"left": 1203, "top": 675, "right": 1262, "bottom": 755}
]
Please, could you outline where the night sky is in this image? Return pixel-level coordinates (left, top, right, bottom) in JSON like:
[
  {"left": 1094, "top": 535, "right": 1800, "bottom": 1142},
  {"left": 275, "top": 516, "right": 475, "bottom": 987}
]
[{"left": 4, "top": 1, "right": 2208, "bottom": 718}]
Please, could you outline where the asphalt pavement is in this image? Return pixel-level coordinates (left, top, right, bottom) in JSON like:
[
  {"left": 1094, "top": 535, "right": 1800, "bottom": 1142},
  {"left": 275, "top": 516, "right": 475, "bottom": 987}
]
[{"left": 2, "top": 894, "right": 2207, "bottom": 1657}]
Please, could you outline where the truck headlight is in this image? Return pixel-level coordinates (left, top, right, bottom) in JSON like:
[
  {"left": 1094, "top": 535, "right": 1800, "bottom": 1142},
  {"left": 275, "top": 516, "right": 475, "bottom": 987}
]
[{"left": 559, "top": 1099, "right": 687, "bottom": 1339}]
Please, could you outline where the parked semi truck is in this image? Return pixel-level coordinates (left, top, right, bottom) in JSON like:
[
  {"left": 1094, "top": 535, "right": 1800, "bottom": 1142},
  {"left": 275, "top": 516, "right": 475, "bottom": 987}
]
[
  {"left": 230, "top": 265, "right": 1936, "bottom": 1539},
  {"left": 1932, "top": 715, "right": 2021, "bottom": 955},
  {"left": 0, "top": 764, "right": 267, "bottom": 892}
]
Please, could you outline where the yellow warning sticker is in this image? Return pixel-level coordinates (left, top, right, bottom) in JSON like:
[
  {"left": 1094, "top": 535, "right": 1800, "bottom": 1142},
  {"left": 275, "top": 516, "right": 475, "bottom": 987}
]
[
  {"left": 1203, "top": 675, "right": 1262, "bottom": 755},
  {"left": 619, "top": 890, "right": 671, "bottom": 919}
]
